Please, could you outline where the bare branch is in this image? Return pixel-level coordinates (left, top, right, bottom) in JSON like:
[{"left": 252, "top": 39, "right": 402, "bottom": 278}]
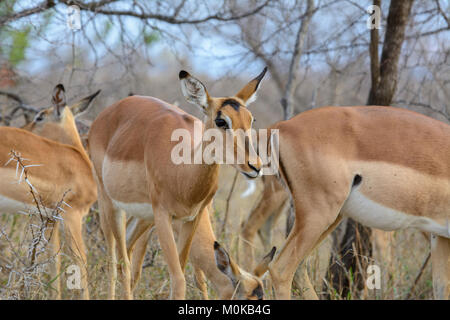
[
  {"left": 367, "top": 0, "right": 381, "bottom": 104},
  {"left": 60, "top": 0, "right": 271, "bottom": 25},
  {"left": 435, "top": 0, "right": 450, "bottom": 27},
  {"left": 0, "top": 0, "right": 56, "bottom": 27},
  {"left": 280, "top": 0, "right": 315, "bottom": 120}
]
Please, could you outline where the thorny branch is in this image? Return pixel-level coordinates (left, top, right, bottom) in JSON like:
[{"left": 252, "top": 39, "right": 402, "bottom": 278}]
[{"left": 0, "top": 150, "right": 69, "bottom": 299}]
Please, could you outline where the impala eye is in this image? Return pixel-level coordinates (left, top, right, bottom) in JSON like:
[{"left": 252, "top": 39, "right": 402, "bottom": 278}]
[
  {"left": 34, "top": 113, "right": 44, "bottom": 122},
  {"left": 215, "top": 118, "right": 229, "bottom": 129}
]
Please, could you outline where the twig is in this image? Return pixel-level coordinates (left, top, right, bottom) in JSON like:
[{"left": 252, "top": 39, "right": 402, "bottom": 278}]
[
  {"left": 405, "top": 252, "right": 431, "bottom": 300},
  {"left": 220, "top": 170, "right": 239, "bottom": 235}
]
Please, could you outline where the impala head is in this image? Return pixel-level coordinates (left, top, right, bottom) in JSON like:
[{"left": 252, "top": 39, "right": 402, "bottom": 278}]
[
  {"left": 179, "top": 68, "right": 267, "bottom": 178},
  {"left": 214, "top": 241, "right": 275, "bottom": 300},
  {"left": 23, "top": 84, "right": 100, "bottom": 145}
]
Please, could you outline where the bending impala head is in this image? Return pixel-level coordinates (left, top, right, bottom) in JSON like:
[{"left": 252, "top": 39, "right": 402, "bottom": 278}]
[
  {"left": 214, "top": 241, "right": 275, "bottom": 300},
  {"left": 179, "top": 68, "right": 267, "bottom": 178},
  {"left": 23, "top": 84, "right": 100, "bottom": 145}
]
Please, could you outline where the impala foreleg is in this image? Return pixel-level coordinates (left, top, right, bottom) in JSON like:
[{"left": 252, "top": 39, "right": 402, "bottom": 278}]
[
  {"left": 129, "top": 225, "right": 153, "bottom": 292},
  {"left": 46, "top": 220, "right": 61, "bottom": 299},
  {"left": 63, "top": 211, "right": 89, "bottom": 300},
  {"left": 177, "top": 208, "right": 206, "bottom": 272},
  {"left": 292, "top": 261, "right": 319, "bottom": 300},
  {"left": 176, "top": 207, "right": 209, "bottom": 299},
  {"left": 194, "top": 267, "right": 209, "bottom": 300},
  {"left": 126, "top": 217, "right": 153, "bottom": 261},
  {"left": 241, "top": 194, "right": 286, "bottom": 270}
]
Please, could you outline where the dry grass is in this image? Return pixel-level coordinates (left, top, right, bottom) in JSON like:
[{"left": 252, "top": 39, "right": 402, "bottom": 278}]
[{"left": 0, "top": 165, "right": 434, "bottom": 300}]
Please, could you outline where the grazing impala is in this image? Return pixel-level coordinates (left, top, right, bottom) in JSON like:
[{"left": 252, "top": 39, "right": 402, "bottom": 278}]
[
  {"left": 267, "top": 106, "right": 450, "bottom": 299},
  {"left": 88, "top": 68, "right": 267, "bottom": 299},
  {"left": 0, "top": 84, "right": 100, "bottom": 299},
  {"left": 126, "top": 209, "right": 275, "bottom": 300}
]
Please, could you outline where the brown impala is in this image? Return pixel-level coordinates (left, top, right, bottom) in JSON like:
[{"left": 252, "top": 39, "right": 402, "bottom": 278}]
[
  {"left": 267, "top": 106, "right": 450, "bottom": 299},
  {"left": 88, "top": 68, "right": 272, "bottom": 299},
  {"left": 0, "top": 84, "right": 100, "bottom": 299}
]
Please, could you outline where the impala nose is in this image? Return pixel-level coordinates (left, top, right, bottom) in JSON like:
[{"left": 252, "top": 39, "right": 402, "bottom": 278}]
[{"left": 248, "top": 162, "right": 261, "bottom": 175}]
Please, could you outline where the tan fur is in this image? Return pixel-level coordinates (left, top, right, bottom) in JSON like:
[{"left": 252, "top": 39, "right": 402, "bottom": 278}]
[
  {"left": 267, "top": 106, "right": 450, "bottom": 299},
  {"left": 0, "top": 86, "right": 99, "bottom": 299},
  {"left": 88, "top": 69, "right": 267, "bottom": 299}
]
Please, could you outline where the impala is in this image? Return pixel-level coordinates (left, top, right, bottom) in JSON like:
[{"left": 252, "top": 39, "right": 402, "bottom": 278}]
[
  {"left": 266, "top": 106, "right": 450, "bottom": 299},
  {"left": 126, "top": 209, "right": 275, "bottom": 299},
  {"left": 88, "top": 68, "right": 267, "bottom": 299},
  {"left": 0, "top": 84, "right": 100, "bottom": 299},
  {"left": 241, "top": 175, "right": 433, "bottom": 299}
]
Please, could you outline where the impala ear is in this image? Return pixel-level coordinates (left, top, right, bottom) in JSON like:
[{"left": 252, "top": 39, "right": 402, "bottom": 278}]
[
  {"left": 52, "top": 84, "right": 66, "bottom": 118},
  {"left": 179, "top": 70, "right": 210, "bottom": 113},
  {"left": 70, "top": 89, "right": 101, "bottom": 116},
  {"left": 253, "top": 246, "right": 276, "bottom": 277},
  {"left": 235, "top": 67, "right": 267, "bottom": 106},
  {"left": 214, "top": 241, "right": 241, "bottom": 285}
]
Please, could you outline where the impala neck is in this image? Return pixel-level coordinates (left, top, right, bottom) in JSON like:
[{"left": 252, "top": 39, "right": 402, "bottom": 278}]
[
  {"left": 193, "top": 116, "right": 221, "bottom": 172},
  {"left": 59, "top": 108, "right": 86, "bottom": 150},
  {"left": 38, "top": 107, "right": 86, "bottom": 153}
]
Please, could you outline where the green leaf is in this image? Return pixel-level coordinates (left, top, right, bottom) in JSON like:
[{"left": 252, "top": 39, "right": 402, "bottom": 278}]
[
  {"left": 143, "top": 30, "right": 158, "bottom": 46},
  {"left": 9, "top": 26, "right": 31, "bottom": 66},
  {"left": 100, "top": 20, "right": 113, "bottom": 38},
  {"left": 0, "top": 0, "right": 18, "bottom": 17}
]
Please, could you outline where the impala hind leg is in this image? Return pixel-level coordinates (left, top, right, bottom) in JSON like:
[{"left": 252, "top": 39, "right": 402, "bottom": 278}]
[
  {"left": 46, "top": 220, "right": 61, "bottom": 299},
  {"left": 154, "top": 206, "right": 186, "bottom": 299},
  {"left": 269, "top": 203, "right": 344, "bottom": 300},
  {"left": 431, "top": 235, "right": 450, "bottom": 299},
  {"left": 63, "top": 211, "right": 89, "bottom": 300}
]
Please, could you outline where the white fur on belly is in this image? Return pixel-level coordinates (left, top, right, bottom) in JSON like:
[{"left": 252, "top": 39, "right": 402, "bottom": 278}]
[
  {"left": 0, "top": 194, "right": 54, "bottom": 218},
  {"left": 341, "top": 189, "right": 449, "bottom": 238},
  {"left": 112, "top": 199, "right": 154, "bottom": 221},
  {"left": 0, "top": 194, "right": 29, "bottom": 214}
]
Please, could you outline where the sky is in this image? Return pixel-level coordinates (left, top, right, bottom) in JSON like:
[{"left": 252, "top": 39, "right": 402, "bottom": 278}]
[{"left": 4, "top": 0, "right": 450, "bottom": 80}]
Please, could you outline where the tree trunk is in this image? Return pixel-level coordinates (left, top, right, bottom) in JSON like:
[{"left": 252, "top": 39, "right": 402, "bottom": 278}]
[{"left": 368, "top": 0, "right": 414, "bottom": 105}]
